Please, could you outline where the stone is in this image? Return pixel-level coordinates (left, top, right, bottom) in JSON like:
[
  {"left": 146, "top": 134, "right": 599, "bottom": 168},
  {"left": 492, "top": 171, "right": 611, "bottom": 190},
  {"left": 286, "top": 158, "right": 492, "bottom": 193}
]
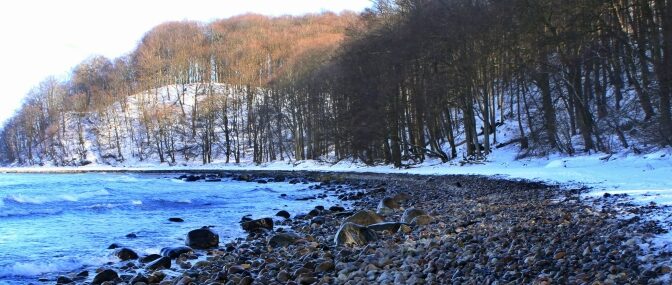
[
  {"left": 168, "top": 217, "right": 184, "bottom": 222},
  {"left": 392, "top": 192, "right": 411, "bottom": 203},
  {"left": 268, "top": 233, "right": 300, "bottom": 248},
  {"left": 146, "top": 256, "right": 171, "bottom": 270},
  {"left": 92, "top": 269, "right": 118, "bottom": 285},
  {"left": 140, "top": 254, "right": 163, "bottom": 263},
  {"left": 56, "top": 276, "right": 73, "bottom": 284},
  {"left": 311, "top": 216, "right": 326, "bottom": 225},
  {"left": 228, "top": 265, "right": 246, "bottom": 274},
  {"left": 126, "top": 233, "right": 138, "bottom": 238},
  {"left": 334, "top": 222, "right": 378, "bottom": 246},
  {"left": 114, "top": 247, "right": 138, "bottom": 261},
  {"left": 276, "top": 270, "right": 290, "bottom": 282},
  {"left": 368, "top": 222, "right": 407, "bottom": 233},
  {"left": 343, "top": 210, "right": 384, "bottom": 226},
  {"left": 130, "top": 274, "right": 149, "bottom": 284},
  {"left": 241, "top": 217, "right": 274, "bottom": 232},
  {"left": 160, "top": 246, "right": 193, "bottom": 259},
  {"left": 186, "top": 227, "right": 219, "bottom": 249},
  {"left": 401, "top": 208, "right": 428, "bottom": 224},
  {"left": 239, "top": 276, "right": 254, "bottom": 285},
  {"left": 377, "top": 197, "right": 401, "bottom": 215},
  {"left": 315, "top": 261, "right": 335, "bottom": 273},
  {"left": 107, "top": 243, "right": 122, "bottom": 249},
  {"left": 411, "top": 215, "right": 433, "bottom": 225},
  {"left": 329, "top": 206, "right": 346, "bottom": 212},
  {"left": 276, "top": 210, "right": 291, "bottom": 219}
]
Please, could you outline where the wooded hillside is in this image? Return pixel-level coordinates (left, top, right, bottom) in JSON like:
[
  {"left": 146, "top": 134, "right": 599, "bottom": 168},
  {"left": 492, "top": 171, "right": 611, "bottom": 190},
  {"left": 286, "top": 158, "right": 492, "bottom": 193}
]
[{"left": 2, "top": 0, "right": 671, "bottom": 166}]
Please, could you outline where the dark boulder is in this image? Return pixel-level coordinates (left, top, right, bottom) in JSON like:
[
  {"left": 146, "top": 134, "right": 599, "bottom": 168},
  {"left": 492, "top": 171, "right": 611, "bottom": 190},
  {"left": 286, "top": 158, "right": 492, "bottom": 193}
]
[
  {"left": 268, "top": 233, "right": 301, "bottom": 248},
  {"left": 146, "top": 256, "right": 171, "bottom": 270},
  {"left": 56, "top": 276, "right": 73, "bottom": 284},
  {"left": 168, "top": 217, "right": 184, "bottom": 223},
  {"left": 275, "top": 210, "right": 291, "bottom": 219},
  {"left": 368, "top": 222, "right": 407, "bottom": 233},
  {"left": 376, "top": 197, "right": 402, "bottom": 215},
  {"left": 343, "top": 210, "right": 384, "bottom": 226},
  {"left": 140, "top": 254, "right": 163, "bottom": 263},
  {"left": 401, "top": 208, "right": 429, "bottom": 224},
  {"left": 329, "top": 206, "right": 346, "bottom": 212},
  {"left": 241, "top": 217, "right": 274, "bottom": 232},
  {"left": 114, "top": 248, "right": 138, "bottom": 261},
  {"left": 186, "top": 227, "right": 219, "bottom": 249},
  {"left": 92, "top": 269, "right": 118, "bottom": 285},
  {"left": 107, "top": 243, "right": 122, "bottom": 249},
  {"left": 130, "top": 274, "right": 149, "bottom": 284},
  {"left": 411, "top": 215, "right": 433, "bottom": 225},
  {"left": 334, "top": 222, "right": 378, "bottom": 246},
  {"left": 160, "top": 246, "right": 193, "bottom": 259}
]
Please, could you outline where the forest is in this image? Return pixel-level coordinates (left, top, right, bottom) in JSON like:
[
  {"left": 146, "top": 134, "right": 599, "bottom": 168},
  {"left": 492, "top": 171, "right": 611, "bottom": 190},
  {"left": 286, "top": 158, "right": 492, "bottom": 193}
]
[{"left": 1, "top": 0, "right": 671, "bottom": 167}]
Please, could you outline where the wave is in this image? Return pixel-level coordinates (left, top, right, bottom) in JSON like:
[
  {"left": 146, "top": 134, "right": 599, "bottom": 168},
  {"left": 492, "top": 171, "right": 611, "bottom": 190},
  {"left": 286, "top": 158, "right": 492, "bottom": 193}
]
[
  {"left": 131, "top": 200, "right": 143, "bottom": 205},
  {"left": 0, "top": 256, "right": 116, "bottom": 278},
  {"left": 0, "top": 208, "right": 63, "bottom": 218},
  {"left": 2, "top": 189, "right": 110, "bottom": 205}
]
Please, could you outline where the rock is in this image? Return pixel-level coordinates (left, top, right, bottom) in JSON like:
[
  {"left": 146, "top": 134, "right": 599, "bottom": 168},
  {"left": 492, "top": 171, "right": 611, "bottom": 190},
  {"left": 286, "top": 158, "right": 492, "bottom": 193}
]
[
  {"left": 297, "top": 276, "right": 318, "bottom": 285},
  {"left": 168, "top": 217, "right": 184, "bottom": 222},
  {"left": 183, "top": 175, "right": 200, "bottom": 182},
  {"left": 401, "top": 208, "right": 428, "bottom": 224},
  {"left": 392, "top": 192, "right": 411, "bottom": 203},
  {"left": 241, "top": 217, "right": 274, "bottom": 232},
  {"left": 176, "top": 276, "right": 194, "bottom": 285},
  {"left": 268, "top": 233, "right": 300, "bottom": 248},
  {"left": 160, "top": 246, "right": 193, "bottom": 259},
  {"left": 113, "top": 248, "right": 138, "bottom": 261},
  {"left": 315, "top": 261, "right": 335, "bottom": 273},
  {"left": 239, "top": 276, "right": 254, "bottom": 285},
  {"left": 368, "top": 222, "right": 407, "bottom": 233},
  {"left": 334, "top": 222, "right": 378, "bottom": 246},
  {"left": 398, "top": 224, "right": 412, "bottom": 233},
  {"left": 186, "top": 227, "right": 219, "bottom": 249},
  {"left": 130, "top": 273, "right": 149, "bottom": 284},
  {"left": 308, "top": 209, "right": 321, "bottom": 216},
  {"left": 146, "top": 256, "right": 171, "bottom": 270},
  {"left": 92, "top": 269, "right": 118, "bottom": 285},
  {"left": 276, "top": 210, "right": 291, "bottom": 219},
  {"left": 107, "top": 243, "right": 122, "bottom": 249},
  {"left": 140, "top": 254, "right": 163, "bottom": 263},
  {"left": 410, "top": 215, "right": 433, "bottom": 225},
  {"left": 276, "top": 270, "right": 290, "bottom": 282},
  {"left": 147, "top": 271, "right": 166, "bottom": 283},
  {"left": 310, "top": 216, "right": 326, "bottom": 225},
  {"left": 126, "top": 233, "right": 138, "bottom": 238},
  {"left": 76, "top": 271, "right": 89, "bottom": 277},
  {"left": 343, "top": 210, "right": 384, "bottom": 226},
  {"left": 228, "top": 265, "right": 246, "bottom": 274},
  {"left": 56, "top": 276, "right": 73, "bottom": 284},
  {"left": 376, "top": 197, "right": 401, "bottom": 214},
  {"left": 329, "top": 206, "right": 346, "bottom": 212}
]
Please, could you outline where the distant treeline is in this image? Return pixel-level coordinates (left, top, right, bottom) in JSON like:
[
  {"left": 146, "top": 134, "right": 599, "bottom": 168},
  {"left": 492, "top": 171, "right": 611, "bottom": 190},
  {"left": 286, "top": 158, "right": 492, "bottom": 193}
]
[{"left": 1, "top": 0, "right": 671, "bottom": 167}]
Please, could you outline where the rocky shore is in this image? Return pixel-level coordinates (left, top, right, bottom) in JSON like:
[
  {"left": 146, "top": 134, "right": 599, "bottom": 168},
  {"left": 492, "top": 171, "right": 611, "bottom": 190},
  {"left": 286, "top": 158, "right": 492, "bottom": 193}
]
[{"left": 53, "top": 172, "right": 670, "bottom": 285}]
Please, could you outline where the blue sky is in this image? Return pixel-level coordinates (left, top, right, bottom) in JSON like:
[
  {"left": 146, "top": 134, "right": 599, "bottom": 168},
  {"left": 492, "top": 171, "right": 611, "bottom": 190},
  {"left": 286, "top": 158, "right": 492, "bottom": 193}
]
[{"left": 0, "top": 0, "right": 371, "bottom": 126}]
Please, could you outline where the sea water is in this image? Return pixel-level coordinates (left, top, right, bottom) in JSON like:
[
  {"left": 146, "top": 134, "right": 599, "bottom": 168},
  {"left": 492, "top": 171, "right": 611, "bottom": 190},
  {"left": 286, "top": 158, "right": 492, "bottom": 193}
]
[{"left": 0, "top": 173, "right": 339, "bottom": 284}]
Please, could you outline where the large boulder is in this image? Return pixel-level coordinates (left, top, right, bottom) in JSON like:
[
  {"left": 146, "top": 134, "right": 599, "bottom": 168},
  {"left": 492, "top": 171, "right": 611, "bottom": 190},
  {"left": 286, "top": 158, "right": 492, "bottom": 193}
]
[
  {"left": 160, "top": 246, "right": 193, "bottom": 259},
  {"left": 241, "top": 217, "right": 274, "bottom": 232},
  {"left": 146, "top": 256, "right": 171, "bottom": 270},
  {"left": 334, "top": 222, "right": 378, "bottom": 246},
  {"left": 113, "top": 248, "right": 138, "bottom": 261},
  {"left": 268, "top": 233, "right": 301, "bottom": 248},
  {"left": 140, "top": 254, "right": 163, "bottom": 263},
  {"left": 392, "top": 192, "right": 412, "bottom": 203},
  {"left": 411, "top": 215, "right": 433, "bottom": 225},
  {"left": 368, "top": 222, "right": 407, "bottom": 233},
  {"left": 343, "top": 210, "right": 384, "bottom": 226},
  {"left": 92, "top": 269, "right": 118, "bottom": 285},
  {"left": 401, "top": 208, "right": 428, "bottom": 224},
  {"left": 376, "top": 197, "right": 401, "bottom": 215},
  {"left": 186, "top": 227, "right": 219, "bottom": 249},
  {"left": 276, "top": 210, "right": 291, "bottom": 219}
]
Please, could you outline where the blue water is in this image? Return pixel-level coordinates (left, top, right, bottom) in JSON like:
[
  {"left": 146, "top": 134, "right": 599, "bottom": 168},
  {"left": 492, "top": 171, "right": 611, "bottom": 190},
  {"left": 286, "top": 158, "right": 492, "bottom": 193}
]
[{"left": 0, "top": 173, "right": 340, "bottom": 284}]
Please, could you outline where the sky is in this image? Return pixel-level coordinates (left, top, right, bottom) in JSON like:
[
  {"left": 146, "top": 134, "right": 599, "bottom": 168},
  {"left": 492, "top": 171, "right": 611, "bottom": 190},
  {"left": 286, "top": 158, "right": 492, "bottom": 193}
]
[{"left": 0, "top": 0, "right": 372, "bottom": 127}]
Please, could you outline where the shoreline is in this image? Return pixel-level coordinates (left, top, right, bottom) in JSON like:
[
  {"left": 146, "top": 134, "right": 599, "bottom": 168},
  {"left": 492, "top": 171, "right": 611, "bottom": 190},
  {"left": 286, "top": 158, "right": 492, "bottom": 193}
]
[{"left": 31, "top": 171, "right": 671, "bottom": 284}]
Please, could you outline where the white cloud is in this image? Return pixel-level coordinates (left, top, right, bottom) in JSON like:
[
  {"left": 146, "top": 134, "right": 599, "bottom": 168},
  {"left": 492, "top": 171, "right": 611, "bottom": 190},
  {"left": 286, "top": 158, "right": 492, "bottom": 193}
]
[{"left": 0, "top": 0, "right": 371, "bottom": 126}]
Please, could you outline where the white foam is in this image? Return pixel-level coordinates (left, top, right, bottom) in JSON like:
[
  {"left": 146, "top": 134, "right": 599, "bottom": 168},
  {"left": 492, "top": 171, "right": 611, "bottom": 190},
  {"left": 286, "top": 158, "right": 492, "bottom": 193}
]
[
  {"left": 131, "top": 200, "right": 142, "bottom": 205},
  {"left": 3, "top": 189, "right": 110, "bottom": 205},
  {"left": 0, "top": 260, "right": 81, "bottom": 277}
]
